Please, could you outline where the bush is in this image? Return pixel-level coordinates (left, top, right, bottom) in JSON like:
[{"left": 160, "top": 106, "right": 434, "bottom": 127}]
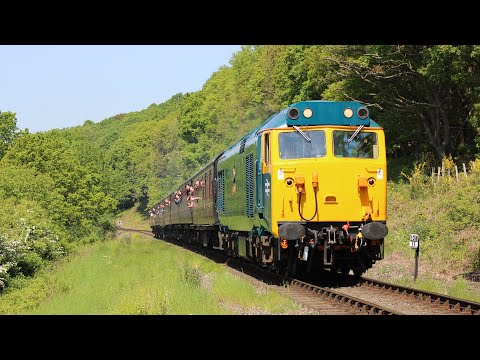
[
  {"left": 182, "top": 260, "right": 202, "bottom": 288},
  {"left": 16, "top": 252, "right": 44, "bottom": 277},
  {"left": 0, "top": 199, "right": 65, "bottom": 291}
]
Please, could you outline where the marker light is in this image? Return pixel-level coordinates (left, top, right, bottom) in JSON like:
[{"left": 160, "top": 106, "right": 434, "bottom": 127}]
[
  {"left": 344, "top": 108, "right": 354, "bottom": 118},
  {"left": 303, "top": 108, "right": 313, "bottom": 118}
]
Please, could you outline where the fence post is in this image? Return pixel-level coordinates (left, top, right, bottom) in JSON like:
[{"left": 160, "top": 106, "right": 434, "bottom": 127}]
[
  {"left": 437, "top": 167, "right": 441, "bottom": 180},
  {"left": 463, "top": 163, "right": 468, "bottom": 178},
  {"left": 455, "top": 165, "right": 459, "bottom": 182}
]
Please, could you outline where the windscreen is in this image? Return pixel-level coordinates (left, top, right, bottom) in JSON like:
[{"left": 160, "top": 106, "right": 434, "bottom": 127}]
[
  {"left": 333, "top": 131, "right": 378, "bottom": 158},
  {"left": 279, "top": 130, "right": 326, "bottom": 159}
]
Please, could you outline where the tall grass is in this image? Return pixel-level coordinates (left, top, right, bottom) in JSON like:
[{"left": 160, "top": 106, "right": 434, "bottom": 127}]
[{"left": 0, "top": 233, "right": 301, "bottom": 314}]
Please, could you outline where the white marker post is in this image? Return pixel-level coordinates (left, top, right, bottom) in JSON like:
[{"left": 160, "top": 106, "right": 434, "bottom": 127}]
[{"left": 409, "top": 234, "right": 420, "bottom": 281}]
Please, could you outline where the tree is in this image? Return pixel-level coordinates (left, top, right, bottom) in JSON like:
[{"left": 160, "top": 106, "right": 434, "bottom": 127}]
[
  {"left": 0, "top": 111, "right": 19, "bottom": 159},
  {"left": 322, "top": 45, "right": 480, "bottom": 160}
]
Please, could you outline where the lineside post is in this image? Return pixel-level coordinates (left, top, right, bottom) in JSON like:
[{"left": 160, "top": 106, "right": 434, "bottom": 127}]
[{"left": 409, "top": 234, "right": 420, "bottom": 281}]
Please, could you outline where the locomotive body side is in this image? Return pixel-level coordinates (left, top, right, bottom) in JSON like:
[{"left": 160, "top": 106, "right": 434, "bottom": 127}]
[{"left": 216, "top": 133, "right": 264, "bottom": 231}]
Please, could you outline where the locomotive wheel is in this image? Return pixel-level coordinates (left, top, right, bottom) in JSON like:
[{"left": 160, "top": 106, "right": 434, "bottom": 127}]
[
  {"left": 353, "top": 263, "right": 365, "bottom": 277},
  {"left": 353, "top": 268, "right": 363, "bottom": 277}
]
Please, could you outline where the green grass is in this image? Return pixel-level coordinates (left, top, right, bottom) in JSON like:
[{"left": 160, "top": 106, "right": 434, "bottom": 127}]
[
  {"left": 115, "top": 205, "right": 151, "bottom": 230},
  {"left": 0, "top": 233, "right": 301, "bottom": 314},
  {"left": 385, "top": 275, "right": 480, "bottom": 303}
]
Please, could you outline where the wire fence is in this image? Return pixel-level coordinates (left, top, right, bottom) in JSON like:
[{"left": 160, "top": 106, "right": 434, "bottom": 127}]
[
  {"left": 401, "top": 158, "right": 480, "bottom": 192},
  {"left": 430, "top": 158, "right": 480, "bottom": 182}
]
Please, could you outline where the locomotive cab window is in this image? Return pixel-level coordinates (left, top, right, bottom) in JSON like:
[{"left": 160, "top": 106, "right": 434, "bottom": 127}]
[
  {"left": 333, "top": 131, "right": 378, "bottom": 158},
  {"left": 279, "top": 130, "right": 326, "bottom": 159}
]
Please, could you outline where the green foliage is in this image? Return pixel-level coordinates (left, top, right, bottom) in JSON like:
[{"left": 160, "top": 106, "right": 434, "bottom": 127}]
[
  {"left": 178, "top": 92, "right": 207, "bottom": 143},
  {"left": 182, "top": 260, "right": 202, "bottom": 288},
  {"left": 399, "top": 162, "right": 432, "bottom": 199},
  {"left": 0, "top": 111, "right": 20, "bottom": 159},
  {"left": 441, "top": 184, "right": 480, "bottom": 229},
  {"left": 0, "top": 198, "right": 66, "bottom": 289},
  {"left": 1, "top": 131, "right": 118, "bottom": 232},
  {"left": 321, "top": 45, "right": 480, "bottom": 161},
  {"left": 470, "top": 103, "right": 480, "bottom": 151}
]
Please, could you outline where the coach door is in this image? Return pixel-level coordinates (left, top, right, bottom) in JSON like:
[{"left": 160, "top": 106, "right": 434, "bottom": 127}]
[{"left": 256, "top": 132, "right": 271, "bottom": 223}]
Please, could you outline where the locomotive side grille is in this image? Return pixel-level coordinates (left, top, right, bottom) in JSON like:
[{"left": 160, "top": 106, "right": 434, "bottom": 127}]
[
  {"left": 218, "top": 169, "right": 225, "bottom": 215},
  {"left": 245, "top": 153, "right": 254, "bottom": 218}
]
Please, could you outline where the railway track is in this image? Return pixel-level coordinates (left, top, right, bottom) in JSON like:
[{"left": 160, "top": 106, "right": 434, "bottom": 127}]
[
  {"left": 333, "top": 276, "right": 480, "bottom": 315},
  {"left": 117, "top": 227, "right": 480, "bottom": 315}
]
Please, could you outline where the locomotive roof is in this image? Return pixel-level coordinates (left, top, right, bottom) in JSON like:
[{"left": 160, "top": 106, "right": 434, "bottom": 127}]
[
  {"left": 270, "top": 100, "right": 379, "bottom": 129},
  {"left": 228, "top": 100, "right": 381, "bottom": 152}
]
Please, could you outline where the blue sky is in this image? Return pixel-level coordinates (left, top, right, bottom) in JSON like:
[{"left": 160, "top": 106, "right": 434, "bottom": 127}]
[{"left": 0, "top": 45, "right": 241, "bottom": 132}]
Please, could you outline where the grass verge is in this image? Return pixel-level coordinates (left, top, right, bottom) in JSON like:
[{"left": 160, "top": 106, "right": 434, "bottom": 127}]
[{"left": 0, "top": 232, "right": 301, "bottom": 315}]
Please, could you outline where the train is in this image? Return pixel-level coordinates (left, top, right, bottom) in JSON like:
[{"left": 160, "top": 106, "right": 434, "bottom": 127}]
[{"left": 149, "top": 100, "right": 388, "bottom": 277}]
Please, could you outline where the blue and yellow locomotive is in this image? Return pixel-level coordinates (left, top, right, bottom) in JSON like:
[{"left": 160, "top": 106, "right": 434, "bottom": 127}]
[{"left": 150, "top": 100, "right": 388, "bottom": 276}]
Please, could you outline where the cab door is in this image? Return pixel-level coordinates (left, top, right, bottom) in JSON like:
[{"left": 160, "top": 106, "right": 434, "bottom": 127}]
[{"left": 256, "top": 132, "right": 271, "bottom": 225}]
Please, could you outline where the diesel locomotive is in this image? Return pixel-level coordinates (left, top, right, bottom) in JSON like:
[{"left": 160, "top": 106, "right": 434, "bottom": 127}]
[{"left": 150, "top": 100, "right": 388, "bottom": 276}]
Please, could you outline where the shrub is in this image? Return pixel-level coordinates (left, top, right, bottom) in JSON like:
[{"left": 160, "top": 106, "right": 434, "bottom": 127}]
[
  {"left": 0, "top": 199, "right": 65, "bottom": 291},
  {"left": 182, "top": 260, "right": 202, "bottom": 288}
]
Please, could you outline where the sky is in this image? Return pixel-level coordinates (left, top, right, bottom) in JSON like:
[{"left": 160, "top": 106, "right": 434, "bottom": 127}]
[{"left": 0, "top": 45, "right": 242, "bottom": 132}]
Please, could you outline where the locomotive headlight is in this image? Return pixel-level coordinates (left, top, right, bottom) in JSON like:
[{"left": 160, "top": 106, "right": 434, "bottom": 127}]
[
  {"left": 357, "top": 107, "right": 369, "bottom": 119},
  {"left": 343, "top": 108, "right": 354, "bottom": 118},
  {"left": 288, "top": 107, "right": 300, "bottom": 120},
  {"left": 303, "top": 108, "right": 313, "bottom": 118},
  {"left": 368, "top": 178, "right": 376, "bottom": 186}
]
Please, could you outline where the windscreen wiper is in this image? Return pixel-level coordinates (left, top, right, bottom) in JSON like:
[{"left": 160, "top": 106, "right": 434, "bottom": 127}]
[
  {"left": 293, "top": 125, "right": 311, "bottom": 142},
  {"left": 348, "top": 125, "right": 364, "bottom": 142}
]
